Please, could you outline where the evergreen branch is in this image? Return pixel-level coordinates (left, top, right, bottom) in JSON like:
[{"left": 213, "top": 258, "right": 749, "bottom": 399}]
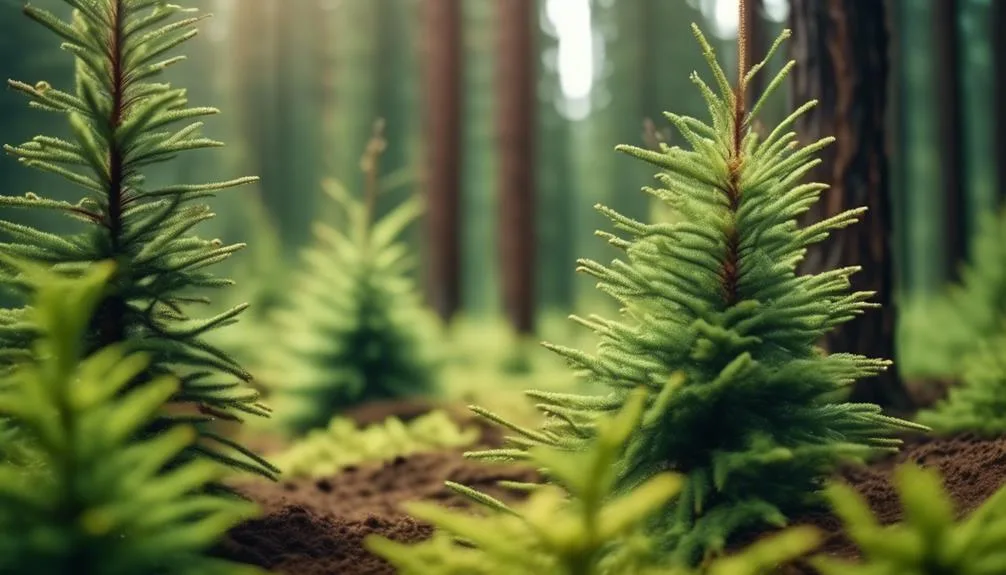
[{"left": 0, "top": 0, "right": 274, "bottom": 484}]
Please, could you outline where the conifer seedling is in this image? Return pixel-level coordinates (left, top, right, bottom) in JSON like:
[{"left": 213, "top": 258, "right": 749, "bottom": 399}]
[
  {"left": 916, "top": 335, "right": 1006, "bottom": 436},
  {"left": 900, "top": 206, "right": 1006, "bottom": 379},
  {"left": 0, "top": 260, "right": 264, "bottom": 575},
  {"left": 368, "top": 390, "right": 821, "bottom": 574},
  {"left": 464, "top": 20, "right": 925, "bottom": 565},
  {"left": 813, "top": 463, "right": 1006, "bottom": 575},
  {"left": 0, "top": 0, "right": 277, "bottom": 482},
  {"left": 264, "top": 121, "right": 440, "bottom": 435}
]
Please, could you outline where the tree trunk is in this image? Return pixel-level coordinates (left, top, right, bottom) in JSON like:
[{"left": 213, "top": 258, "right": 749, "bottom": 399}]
[
  {"left": 887, "top": 0, "right": 910, "bottom": 294},
  {"left": 422, "top": 0, "right": 464, "bottom": 323},
  {"left": 933, "top": 0, "right": 967, "bottom": 279},
  {"left": 496, "top": 0, "right": 537, "bottom": 335},
  {"left": 789, "top": 0, "right": 913, "bottom": 412},
  {"left": 994, "top": 0, "right": 1006, "bottom": 205},
  {"left": 742, "top": 0, "right": 766, "bottom": 109}
]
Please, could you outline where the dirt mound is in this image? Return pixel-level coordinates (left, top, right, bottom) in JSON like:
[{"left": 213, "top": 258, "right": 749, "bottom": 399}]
[
  {"left": 218, "top": 432, "right": 1006, "bottom": 575},
  {"left": 217, "top": 449, "right": 540, "bottom": 575}
]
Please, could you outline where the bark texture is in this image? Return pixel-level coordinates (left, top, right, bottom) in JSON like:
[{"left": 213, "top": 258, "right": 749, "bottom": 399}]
[
  {"left": 789, "top": 0, "right": 913, "bottom": 411},
  {"left": 742, "top": 0, "right": 766, "bottom": 108},
  {"left": 496, "top": 0, "right": 537, "bottom": 334},
  {"left": 422, "top": 0, "right": 464, "bottom": 323}
]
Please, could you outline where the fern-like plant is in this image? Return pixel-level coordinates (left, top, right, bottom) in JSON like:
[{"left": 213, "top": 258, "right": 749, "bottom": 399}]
[
  {"left": 813, "top": 463, "right": 1006, "bottom": 575},
  {"left": 0, "top": 260, "right": 264, "bottom": 575},
  {"left": 0, "top": 0, "right": 276, "bottom": 481},
  {"left": 264, "top": 122, "right": 440, "bottom": 435},
  {"left": 915, "top": 335, "right": 1006, "bottom": 435},
  {"left": 368, "top": 390, "right": 820, "bottom": 575},
  {"left": 465, "top": 23, "right": 924, "bottom": 565}
]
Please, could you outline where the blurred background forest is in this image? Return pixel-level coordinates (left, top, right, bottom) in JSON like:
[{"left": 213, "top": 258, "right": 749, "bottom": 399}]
[{"left": 0, "top": 0, "right": 1000, "bottom": 387}]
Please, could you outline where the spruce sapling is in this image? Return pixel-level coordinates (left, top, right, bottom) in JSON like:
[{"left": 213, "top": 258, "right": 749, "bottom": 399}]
[
  {"left": 814, "top": 463, "right": 1006, "bottom": 575},
  {"left": 464, "top": 19, "right": 925, "bottom": 565},
  {"left": 368, "top": 390, "right": 822, "bottom": 574},
  {"left": 916, "top": 334, "right": 1006, "bottom": 436},
  {"left": 0, "top": 0, "right": 277, "bottom": 481},
  {"left": 0, "top": 260, "right": 264, "bottom": 575},
  {"left": 264, "top": 121, "right": 440, "bottom": 435}
]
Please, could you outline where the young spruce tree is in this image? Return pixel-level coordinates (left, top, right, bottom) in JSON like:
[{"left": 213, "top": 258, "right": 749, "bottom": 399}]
[
  {"left": 0, "top": 260, "right": 264, "bottom": 575},
  {"left": 467, "top": 21, "right": 923, "bottom": 565},
  {"left": 369, "top": 390, "right": 822, "bottom": 575},
  {"left": 915, "top": 334, "right": 1006, "bottom": 436},
  {"left": 264, "top": 122, "right": 440, "bottom": 435},
  {"left": 814, "top": 463, "right": 1006, "bottom": 574},
  {"left": 0, "top": 1, "right": 276, "bottom": 481},
  {"left": 900, "top": 206, "right": 1006, "bottom": 379}
]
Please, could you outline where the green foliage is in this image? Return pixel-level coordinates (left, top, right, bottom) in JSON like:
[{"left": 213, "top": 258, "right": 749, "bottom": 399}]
[
  {"left": 896, "top": 294, "right": 966, "bottom": 380},
  {"left": 898, "top": 207, "right": 1006, "bottom": 379},
  {"left": 0, "top": 260, "right": 263, "bottom": 575},
  {"left": 271, "top": 409, "right": 480, "bottom": 478},
  {"left": 465, "top": 25, "right": 923, "bottom": 566},
  {"left": 367, "top": 391, "right": 819, "bottom": 575},
  {"left": 367, "top": 391, "right": 681, "bottom": 574},
  {"left": 813, "top": 463, "right": 1006, "bottom": 575},
  {"left": 915, "top": 335, "right": 1006, "bottom": 435},
  {"left": 0, "top": 0, "right": 276, "bottom": 481},
  {"left": 264, "top": 130, "right": 440, "bottom": 435}
]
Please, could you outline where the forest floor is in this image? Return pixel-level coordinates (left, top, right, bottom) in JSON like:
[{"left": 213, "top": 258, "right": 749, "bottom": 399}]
[{"left": 214, "top": 384, "right": 1006, "bottom": 575}]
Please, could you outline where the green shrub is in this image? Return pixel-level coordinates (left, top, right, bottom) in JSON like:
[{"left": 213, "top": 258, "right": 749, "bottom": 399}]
[
  {"left": 916, "top": 334, "right": 1006, "bottom": 436},
  {"left": 465, "top": 25, "right": 923, "bottom": 565},
  {"left": 0, "top": 0, "right": 276, "bottom": 481},
  {"left": 897, "top": 207, "right": 1006, "bottom": 380},
  {"left": 264, "top": 127, "right": 440, "bottom": 435},
  {"left": 271, "top": 410, "right": 480, "bottom": 478},
  {"left": 813, "top": 463, "right": 1006, "bottom": 575},
  {"left": 0, "top": 260, "right": 263, "bottom": 575},
  {"left": 367, "top": 391, "right": 820, "bottom": 575}
]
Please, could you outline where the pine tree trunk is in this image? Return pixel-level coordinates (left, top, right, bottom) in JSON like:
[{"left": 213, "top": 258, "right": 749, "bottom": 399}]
[
  {"left": 887, "top": 0, "right": 910, "bottom": 295},
  {"left": 933, "top": 0, "right": 967, "bottom": 279},
  {"left": 496, "top": 0, "right": 537, "bottom": 335},
  {"left": 742, "top": 0, "right": 766, "bottom": 108},
  {"left": 790, "top": 0, "right": 913, "bottom": 412},
  {"left": 422, "top": 0, "right": 464, "bottom": 322},
  {"left": 375, "top": 0, "right": 415, "bottom": 217},
  {"left": 275, "top": 1, "right": 323, "bottom": 251},
  {"left": 994, "top": 0, "right": 1006, "bottom": 205}
]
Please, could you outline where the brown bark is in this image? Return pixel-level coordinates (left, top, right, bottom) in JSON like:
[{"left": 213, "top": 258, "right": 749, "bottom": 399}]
[
  {"left": 887, "top": 0, "right": 909, "bottom": 291},
  {"left": 496, "top": 0, "right": 537, "bottom": 335},
  {"left": 742, "top": 0, "right": 766, "bottom": 108},
  {"left": 933, "top": 0, "right": 967, "bottom": 278},
  {"left": 994, "top": 0, "right": 1006, "bottom": 204},
  {"left": 789, "top": 0, "right": 913, "bottom": 412},
  {"left": 421, "top": 0, "right": 464, "bottom": 323}
]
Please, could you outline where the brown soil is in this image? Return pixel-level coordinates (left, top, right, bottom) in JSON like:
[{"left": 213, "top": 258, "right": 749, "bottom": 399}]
[
  {"left": 217, "top": 450, "right": 540, "bottom": 575},
  {"left": 215, "top": 397, "right": 532, "bottom": 574},
  {"left": 217, "top": 396, "right": 1006, "bottom": 575},
  {"left": 768, "top": 432, "right": 1006, "bottom": 573}
]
